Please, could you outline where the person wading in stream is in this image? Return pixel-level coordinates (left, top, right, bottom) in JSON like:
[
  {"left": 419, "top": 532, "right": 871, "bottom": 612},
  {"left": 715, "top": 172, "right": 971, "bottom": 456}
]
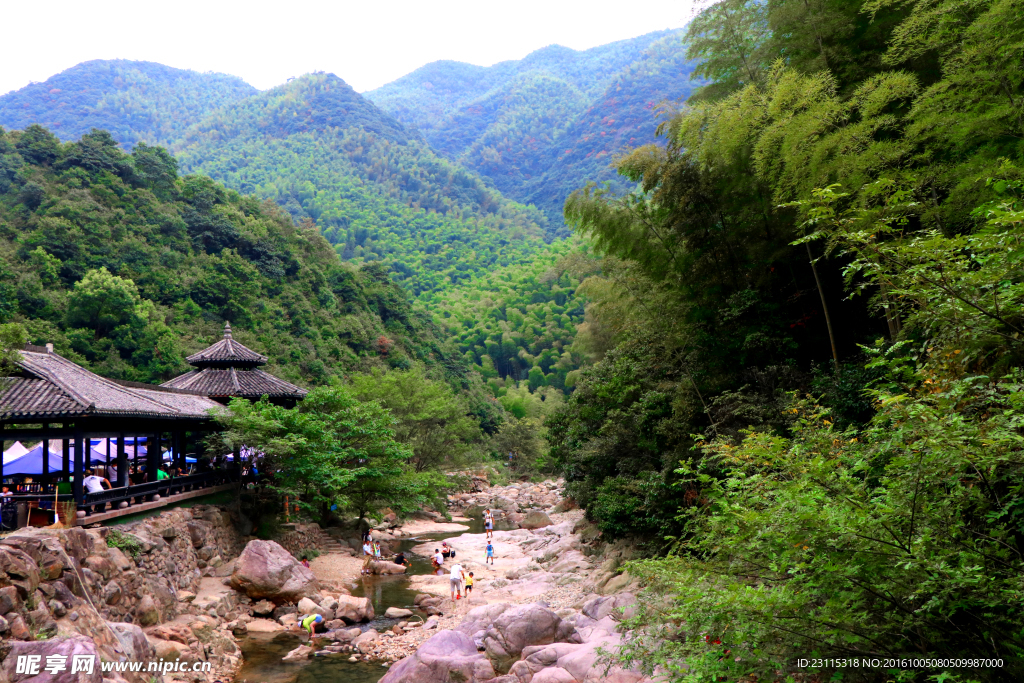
[
  {"left": 299, "top": 613, "right": 323, "bottom": 636},
  {"left": 432, "top": 547, "right": 444, "bottom": 575},
  {"left": 449, "top": 561, "right": 465, "bottom": 601}
]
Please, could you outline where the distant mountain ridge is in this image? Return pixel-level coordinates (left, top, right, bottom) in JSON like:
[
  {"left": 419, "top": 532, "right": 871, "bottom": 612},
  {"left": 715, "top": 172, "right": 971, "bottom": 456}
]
[
  {"left": 0, "top": 60, "right": 256, "bottom": 147},
  {"left": 365, "top": 30, "right": 700, "bottom": 231}
]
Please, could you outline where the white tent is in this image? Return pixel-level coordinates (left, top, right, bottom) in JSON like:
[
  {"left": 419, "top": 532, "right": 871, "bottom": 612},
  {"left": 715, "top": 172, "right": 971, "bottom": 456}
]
[{"left": 3, "top": 441, "right": 30, "bottom": 465}]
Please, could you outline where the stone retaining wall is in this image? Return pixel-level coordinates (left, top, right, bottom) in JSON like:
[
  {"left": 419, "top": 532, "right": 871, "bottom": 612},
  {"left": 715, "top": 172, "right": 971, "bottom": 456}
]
[
  {"left": 275, "top": 522, "right": 327, "bottom": 557},
  {"left": 0, "top": 504, "right": 244, "bottom": 643}
]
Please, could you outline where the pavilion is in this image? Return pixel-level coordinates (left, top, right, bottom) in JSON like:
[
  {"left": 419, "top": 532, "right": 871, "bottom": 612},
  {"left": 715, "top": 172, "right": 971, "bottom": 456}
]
[
  {"left": 0, "top": 324, "right": 306, "bottom": 527},
  {"left": 162, "top": 322, "right": 307, "bottom": 407}
]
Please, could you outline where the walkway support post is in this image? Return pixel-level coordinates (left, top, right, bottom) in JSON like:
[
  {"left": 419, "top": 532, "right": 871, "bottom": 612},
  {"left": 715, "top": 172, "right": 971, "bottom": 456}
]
[
  {"left": 73, "top": 431, "right": 84, "bottom": 506},
  {"left": 116, "top": 434, "right": 126, "bottom": 488}
]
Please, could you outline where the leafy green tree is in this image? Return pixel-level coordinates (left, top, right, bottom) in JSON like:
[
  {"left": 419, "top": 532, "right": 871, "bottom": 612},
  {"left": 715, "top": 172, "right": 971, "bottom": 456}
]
[
  {"left": 348, "top": 366, "right": 483, "bottom": 472},
  {"left": 492, "top": 416, "right": 548, "bottom": 475},
  {"left": 66, "top": 267, "right": 150, "bottom": 338},
  {"left": 218, "top": 386, "right": 446, "bottom": 522}
]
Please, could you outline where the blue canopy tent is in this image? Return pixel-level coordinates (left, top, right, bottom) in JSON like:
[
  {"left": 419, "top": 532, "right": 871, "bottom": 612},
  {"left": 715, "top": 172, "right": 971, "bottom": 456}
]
[{"left": 4, "top": 444, "right": 108, "bottom": 476}]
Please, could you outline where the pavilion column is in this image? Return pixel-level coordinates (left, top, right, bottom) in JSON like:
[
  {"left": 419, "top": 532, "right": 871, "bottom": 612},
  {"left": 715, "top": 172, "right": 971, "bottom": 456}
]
[
  {"left": 62, "top": 437, "right": 69, "bottom": 479},
  {"left": 116, "top": 434, "right": 126, "bottom": 488},
  {"left": 41, "top": 423, "right": 49, "bottom": 488},
  {"left": 148, "top": 432, "right": 161, "bottom": 483},
  {"left": 174, "top": 431, "right": 185, "bottom": 474},
  {"left": 73, "top": 430, "right": 84, "bottom": 506},
  {"left": 0, "top": 424, "right": 5, "bottom": 485}
]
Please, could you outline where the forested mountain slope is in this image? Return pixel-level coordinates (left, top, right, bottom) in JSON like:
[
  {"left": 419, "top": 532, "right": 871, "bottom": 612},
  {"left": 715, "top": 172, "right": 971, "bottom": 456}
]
[
  {"left": 0, "top": 124, "right": 470, "bottom": 392},
  {"left": 172, "top": 73, "right": 551, "bottom": 295},
  {"left": 366, "top": 30, "right": 699, "bottom": 231},
  {"left": 0, "top": 60, "right": 256, "bottom": 147},
  {"left": 549, "top": 0, "right": 1024, "bottom": 677}
]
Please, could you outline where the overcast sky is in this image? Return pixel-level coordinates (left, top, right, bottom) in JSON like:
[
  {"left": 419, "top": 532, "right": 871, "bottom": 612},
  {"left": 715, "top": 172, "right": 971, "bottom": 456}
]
[{"left": 1, "top": 0, "right": 699, "bottom": 96}]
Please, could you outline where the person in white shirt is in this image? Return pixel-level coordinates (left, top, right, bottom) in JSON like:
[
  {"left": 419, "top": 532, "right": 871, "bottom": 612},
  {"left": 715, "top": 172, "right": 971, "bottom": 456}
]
[
  {"left": 82, "top": 470, "right": 109, "bottom": 494},
  {"left": 449, "top": 562, "right": 464, "bottom": 601},
  {"left": 0, "top": 486, "right": 12, "bottom": 497},
  {"left": 432, "top": 548, "right": 445, "bottom": 575},
  {"left": 361, "top": 539, "right": 374, "bottom": 575}
]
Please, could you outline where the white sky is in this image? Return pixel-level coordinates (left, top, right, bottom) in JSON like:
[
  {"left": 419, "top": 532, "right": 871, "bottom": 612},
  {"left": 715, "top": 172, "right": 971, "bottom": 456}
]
[{"left": 1, "top": 0, "right": 699, "bottom": 96}]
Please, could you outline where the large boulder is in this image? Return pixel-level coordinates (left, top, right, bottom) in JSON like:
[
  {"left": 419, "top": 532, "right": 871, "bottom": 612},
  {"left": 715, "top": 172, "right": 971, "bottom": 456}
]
[
  {"left": 229, "top": 540, "right": 320, "bottom": 602},
  {"left": 108, "top": 622, "right": 154, "bottom": 661},
  {"left": 380, "top": 630, "right": 496, "bottom": 683},
  {"left": 455, "top": 602, "right": 513, "bottom": 647},
  {"left": 481, "top": 603, "right": 579, "bottom": 673},
  {"left": 3, "top": 635, "right": 103, "bottom": 683},
  {"left": 582, "top": 593, "right": 638, "bottom": 622},
  {"left": 520, "top": 511, "right": 554, "bottom": 530},
  {"left": 333, "top": 594, "right": 374, "bottom": 623},
  {"left": 368, "top": 560, "right": 407, "bottom": 575}
]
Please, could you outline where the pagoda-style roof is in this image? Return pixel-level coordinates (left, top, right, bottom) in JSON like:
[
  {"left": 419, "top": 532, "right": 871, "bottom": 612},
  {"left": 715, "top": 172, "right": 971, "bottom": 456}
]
[
  {"left": 0, "top": 346, "right": 222, "bottom": 421},
  {"left": 185, "top": 322, "right": 268, "bottom": 368},
  {"left": 163, "top": 323, "right": 307, "bottom": 403}
]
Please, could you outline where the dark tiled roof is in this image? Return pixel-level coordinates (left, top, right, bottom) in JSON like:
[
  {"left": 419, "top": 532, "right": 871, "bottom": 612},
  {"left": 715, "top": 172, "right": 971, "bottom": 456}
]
[
  {"left": 0, "top": 349, "right": 224, "bottom": 420},
  {"left": 161, "top": 367, "right": 308, "bottom": 399},
  {"left": 186, "top": 322, "right": 267, "bottom": 367}
]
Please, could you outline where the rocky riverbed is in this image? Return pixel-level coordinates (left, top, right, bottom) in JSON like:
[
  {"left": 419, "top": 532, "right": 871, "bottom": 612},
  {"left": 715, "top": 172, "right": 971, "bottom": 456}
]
[
  {"left": 1, "top": 478, "right": 645, "bottom": 683},
  {"left": 274, "top": 479, "right": 649, "bottom": 683}
]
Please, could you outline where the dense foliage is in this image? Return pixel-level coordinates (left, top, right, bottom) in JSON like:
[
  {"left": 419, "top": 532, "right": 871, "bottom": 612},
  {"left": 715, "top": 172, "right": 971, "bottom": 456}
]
[
  {"left": 0, "top": 60, "right": 255, "bottom": 147},
  {"left": 423, "top": 239, "right": 588, "bottom": 394},
  {"left": 366, "top": 31, "right": 699, "bottom": 232},
  {"left": 549, "top": 0, "right": 1024, "bottom": 678},
  {"left": 0, "top": 124, "right": 465, "bottom": 385}
]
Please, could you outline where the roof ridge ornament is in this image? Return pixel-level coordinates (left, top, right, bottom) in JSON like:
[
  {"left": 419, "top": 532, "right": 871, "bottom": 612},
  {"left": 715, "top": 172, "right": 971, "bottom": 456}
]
[{"left": 224, "top": 321, "right": 233, "bottom": 340}]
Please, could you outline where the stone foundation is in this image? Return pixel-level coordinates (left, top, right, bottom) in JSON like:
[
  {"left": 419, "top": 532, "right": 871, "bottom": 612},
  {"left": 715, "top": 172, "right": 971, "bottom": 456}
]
[
  {"left": 0, "top": 504, "right": 246, "bottom": 683},
  {"left": 275, "top": 522, "right": 327, "bottom": 558}
]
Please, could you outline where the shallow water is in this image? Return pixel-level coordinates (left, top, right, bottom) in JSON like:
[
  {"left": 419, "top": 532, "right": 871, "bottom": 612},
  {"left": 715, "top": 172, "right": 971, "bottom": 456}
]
[
  {"left": 237, "top": 515, "right": 486, "bottom": 683},
  {"left": 235, "top": 632, "right": 386, "bottom": 683}
]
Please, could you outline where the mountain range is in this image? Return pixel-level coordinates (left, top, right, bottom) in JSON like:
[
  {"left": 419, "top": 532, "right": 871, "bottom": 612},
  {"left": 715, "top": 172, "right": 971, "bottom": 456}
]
[{"left": 0, "top": 30, "right": 697, "bottom": 390}]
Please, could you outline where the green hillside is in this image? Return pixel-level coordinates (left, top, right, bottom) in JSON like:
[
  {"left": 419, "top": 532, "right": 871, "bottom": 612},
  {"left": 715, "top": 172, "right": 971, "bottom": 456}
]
[
  {"left": 366, "top": 30, "right": 699, "bottom": 231},
  {"left": 172, "top": 73, "right": 552, "bottom": 295},
  {"left": 421, "top": 239, "right": 589, "bottom": 393},
  {"left": 0, "top": 124, "right": 468, "bottom": 388},
  {"left": 0, "top": 60, "right": 256, "bottom": 147}
]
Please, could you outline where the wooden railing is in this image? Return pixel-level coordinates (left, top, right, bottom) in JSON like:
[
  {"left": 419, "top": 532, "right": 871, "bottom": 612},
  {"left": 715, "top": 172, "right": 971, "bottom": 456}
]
[{"left": 0, "top": 466, "right": 241, "bottom": 527}]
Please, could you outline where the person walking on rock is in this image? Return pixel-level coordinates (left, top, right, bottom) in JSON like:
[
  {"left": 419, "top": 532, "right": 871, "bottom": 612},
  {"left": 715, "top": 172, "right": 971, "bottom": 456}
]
[
  {"left": 465, "top": 571, "right": 474, "bottom": 597},
  {"left": 484, "top": 508, "right": 494, "bottom": 539},
  {"left": 485, "top": 540, "right": 495, "bottom": 565},
  {"left": 449, "top": 561, "right": 465, "bottom": 601}
]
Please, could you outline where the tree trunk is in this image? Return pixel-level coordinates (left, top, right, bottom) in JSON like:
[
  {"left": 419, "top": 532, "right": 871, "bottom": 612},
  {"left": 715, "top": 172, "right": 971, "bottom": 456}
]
[{"left": 806, "top": 242, "right": 840, "bottom": 372}]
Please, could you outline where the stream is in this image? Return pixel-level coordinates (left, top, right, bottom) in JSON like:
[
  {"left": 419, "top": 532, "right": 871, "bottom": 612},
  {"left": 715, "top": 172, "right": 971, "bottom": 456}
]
[{"left": 235, "top": 516, "right": 488, "bottom": 683}]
